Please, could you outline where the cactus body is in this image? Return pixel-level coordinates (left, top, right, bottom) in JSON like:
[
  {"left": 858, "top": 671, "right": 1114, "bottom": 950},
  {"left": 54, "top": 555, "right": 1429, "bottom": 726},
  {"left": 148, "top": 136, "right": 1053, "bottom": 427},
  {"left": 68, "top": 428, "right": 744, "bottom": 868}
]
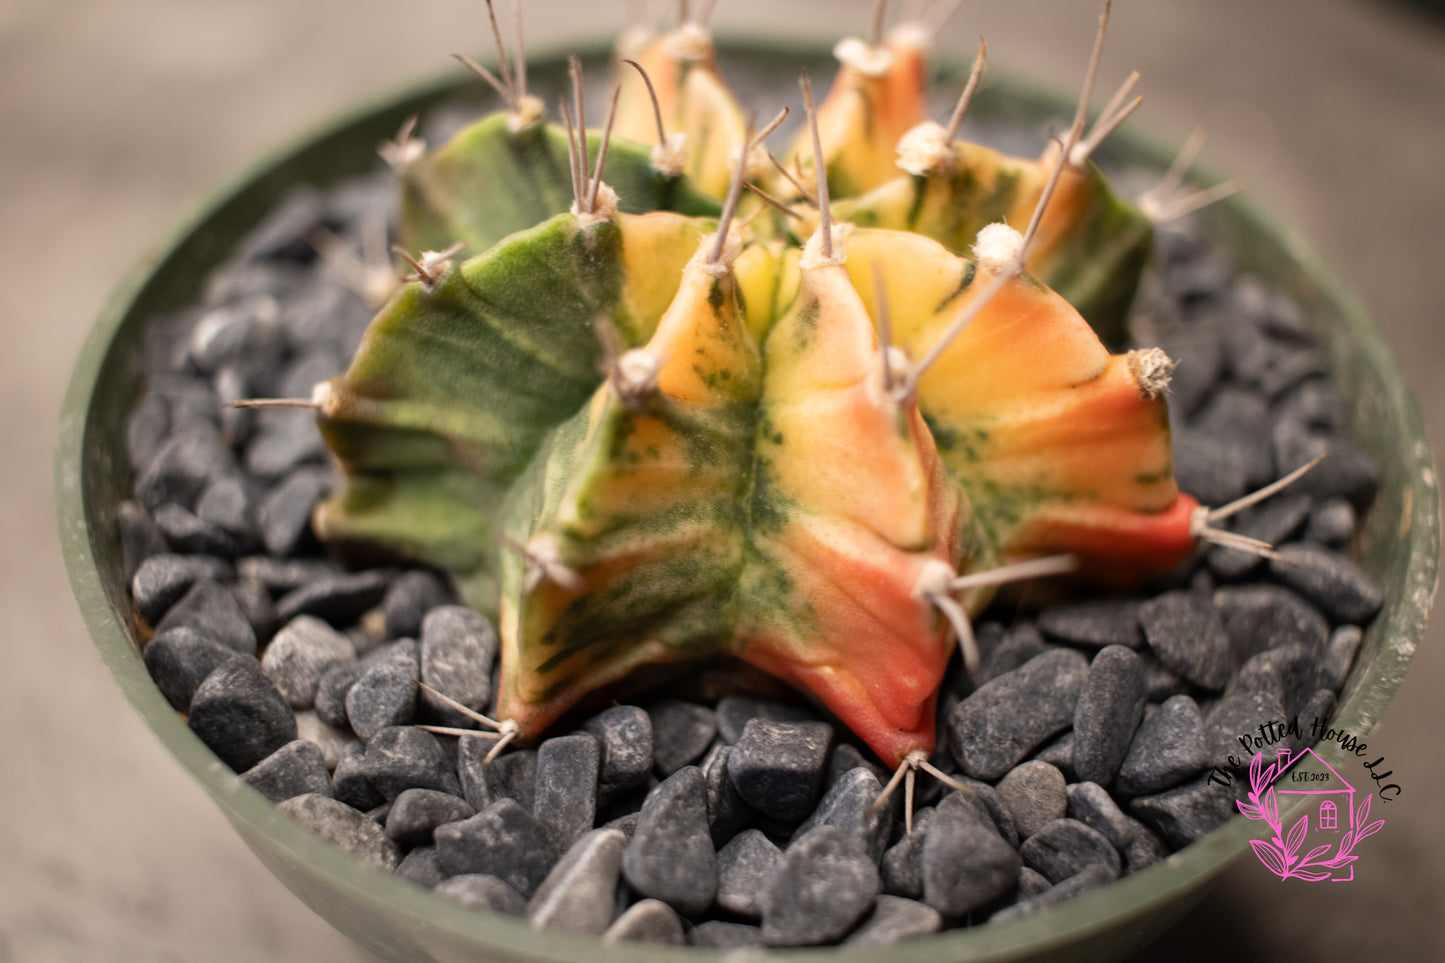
[{"left": 313, "top": 23, "right": 1203, "bottom": 763}]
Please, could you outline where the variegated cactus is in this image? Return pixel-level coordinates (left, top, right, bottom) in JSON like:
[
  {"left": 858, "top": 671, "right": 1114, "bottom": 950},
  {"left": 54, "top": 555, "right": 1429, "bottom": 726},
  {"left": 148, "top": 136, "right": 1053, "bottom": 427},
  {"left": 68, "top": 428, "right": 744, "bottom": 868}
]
[{"left": 294, "top": 1, "right": 1263, "bottom": 771}]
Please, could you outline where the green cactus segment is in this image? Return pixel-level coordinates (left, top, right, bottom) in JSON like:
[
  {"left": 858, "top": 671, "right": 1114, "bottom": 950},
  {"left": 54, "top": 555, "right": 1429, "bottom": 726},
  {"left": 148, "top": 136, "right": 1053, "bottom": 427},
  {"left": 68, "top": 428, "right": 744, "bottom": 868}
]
[
  {"left": 315, "top": 212, "right": 713, "bottom": 612},
  {"left": 400, "top": 113, "right": 720, "bottom": 256},
  {"left": 830, "top": 145, "right": 1152, "bottom": 348}
]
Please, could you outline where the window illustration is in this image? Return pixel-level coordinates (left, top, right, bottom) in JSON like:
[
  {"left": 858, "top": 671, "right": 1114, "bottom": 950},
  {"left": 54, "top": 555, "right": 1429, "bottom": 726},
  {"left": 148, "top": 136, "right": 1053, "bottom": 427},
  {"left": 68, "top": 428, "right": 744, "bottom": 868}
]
[{"left": 1320, "top": 800, "right": 1338, "bottom": 831}]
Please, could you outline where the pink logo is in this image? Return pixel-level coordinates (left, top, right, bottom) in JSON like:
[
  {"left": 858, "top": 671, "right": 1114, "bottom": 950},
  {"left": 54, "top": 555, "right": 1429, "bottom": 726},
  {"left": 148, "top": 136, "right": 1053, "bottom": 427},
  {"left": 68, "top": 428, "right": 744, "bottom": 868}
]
[{"left": 1238, "top": 746, "right": 1384, "bottom": 882}]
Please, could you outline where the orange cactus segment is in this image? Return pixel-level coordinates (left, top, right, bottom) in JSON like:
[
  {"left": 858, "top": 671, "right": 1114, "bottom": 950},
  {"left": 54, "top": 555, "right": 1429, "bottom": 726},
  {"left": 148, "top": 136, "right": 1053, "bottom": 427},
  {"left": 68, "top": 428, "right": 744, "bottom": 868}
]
[{"left": 1007, "top": 493, "right": 1200, "bottom": 587}]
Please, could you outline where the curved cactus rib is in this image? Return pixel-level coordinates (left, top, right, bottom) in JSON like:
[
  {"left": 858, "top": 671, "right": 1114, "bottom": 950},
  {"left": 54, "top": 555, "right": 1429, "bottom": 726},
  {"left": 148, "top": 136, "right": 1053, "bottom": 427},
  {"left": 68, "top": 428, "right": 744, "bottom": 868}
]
[{"left": 400, "top": 112, "right": 719, "bottom": 256}]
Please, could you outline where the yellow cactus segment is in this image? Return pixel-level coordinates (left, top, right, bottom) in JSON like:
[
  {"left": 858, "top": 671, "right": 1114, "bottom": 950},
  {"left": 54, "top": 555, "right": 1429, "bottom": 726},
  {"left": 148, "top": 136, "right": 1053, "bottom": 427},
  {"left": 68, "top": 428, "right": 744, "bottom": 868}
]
[
  {"left": 613, "top": 25, "right": 748, "bottom": 198},
  {"left": 616, "top": 212, "right": 719, "bottom": 346},
  {"left": 733, "top": 240, "right": 788, "bottom": 344}
]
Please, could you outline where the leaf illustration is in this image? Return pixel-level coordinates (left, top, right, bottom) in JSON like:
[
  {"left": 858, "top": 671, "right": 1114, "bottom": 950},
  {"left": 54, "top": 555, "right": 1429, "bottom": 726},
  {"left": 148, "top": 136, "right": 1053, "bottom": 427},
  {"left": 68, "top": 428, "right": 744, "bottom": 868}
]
[
  {"left": 1285, "top": 815, "right": 1309, "bottom": 858},
  {"left": 1358, "top": 819, "right": 1385, "bottom": 842},
  {"left": 1264, "top": 787, "right": 1280, "bottom": 827},
  {"left": 1301, "top": 844, "right": 1333, "bottom": 865},
  {"left": 1250, "top": 838, "right": 1289, "bottom": 878},
  {"left": 1250, "top": 752, "right": 1264, "bottom": 792},
  {"left": 1326, "top": 854, "right": 1359, "bottom": 869},
  {"left": 1293, "top": 868, "right": 1334, "bottom": 882},
  {"left": 1261, "top": 762, "right": 1278, "bottom": 789},
  {"left": 1237, "top": 801, "right": 1263, "bottom": 820},
  {"left": 1355, "top": 793, "right": 1372, "bottom": 829}
]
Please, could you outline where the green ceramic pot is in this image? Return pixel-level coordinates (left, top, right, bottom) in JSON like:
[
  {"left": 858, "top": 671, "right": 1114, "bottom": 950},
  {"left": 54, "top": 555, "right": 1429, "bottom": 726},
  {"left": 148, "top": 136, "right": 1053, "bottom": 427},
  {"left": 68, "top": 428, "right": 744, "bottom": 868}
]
[{"left": 56, "top": 43, "right": 1439, "bottom": 962}]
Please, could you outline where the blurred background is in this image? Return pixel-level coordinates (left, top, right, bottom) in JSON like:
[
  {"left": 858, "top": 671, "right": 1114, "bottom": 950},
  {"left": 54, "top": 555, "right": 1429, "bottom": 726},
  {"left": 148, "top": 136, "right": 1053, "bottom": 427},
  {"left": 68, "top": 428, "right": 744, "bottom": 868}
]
[{"left": 5, "top": 0, "right": 1443, "bottom": 959}]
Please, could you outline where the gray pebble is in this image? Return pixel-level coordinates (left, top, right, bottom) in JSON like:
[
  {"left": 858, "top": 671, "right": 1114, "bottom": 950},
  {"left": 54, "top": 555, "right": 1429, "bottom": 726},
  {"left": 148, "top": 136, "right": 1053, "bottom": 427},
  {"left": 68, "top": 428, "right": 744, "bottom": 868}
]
[
  {"left": 996, "top": 761, "right": 1067, "bottom": 840},
  {"left": 293, "top": 710, "right": 352, "bottom": 770},
  {"left": 142, "top": 626, "right": 247, "bottom": 711},
  {"left": 1270, "top": 543, "right": 1383, "bottom": 625},
  {"left": 534, "top": 733, "right": 600, "bottom": 850},
  {"left": 975, "top": 625, "right": 1050, "bottom": 684},
  {"left": 622, "top": 766, "right": 717, "bottom": 917},
  {"left": 1171, "top": 429, "right": 1248, "bottom": 506},
  {"left": 382, "top": 570, "right": 452, "bottom": 639},
  {"left": 1129, "top": 774, "right": 1235, "bottom": 848},
  {"left": 1192, "top": 387, "right": 1274, "bottom": 487},
  {"left": 1139, "top": 590, "right": 1235, "bottom": 690},
  {"left": 126, "top": 391, "right": 170, "bottom": 471},
  {"left": 228, "top": 576, "right": 278, "bottom": 644},
  {"left": 699, "top": 742, "right": 752, "bottom": 846},
  {"left": 715, "top": 829, "right": 783, "bottom": 918},
  {"left": 384, "top": 788, "right": 474, "bottom": 844},
  {"left": 332, "top": 741, "right": 385, "bottom": 811},
  {"left": 314, "top": 661, "right": 363, "bottom": 729},
  {"left": 1206, "top": 689, "right": 1285, "bottom": 764},
  {"left": 419, "top": 605, "right": 496, "bottom": 727},
  {"left": 1016, "top": 866, "right": 1053, "bottom": 899},
  {"left": 825, "top": 743, "right": 888, "bottom": 791},
  {"left": 435, "top": 798, "right": 558, "bottom": 897},
  {"left": 881, "top": 807, "right": 933, "bottom": 899},
  {"left": 244, "top": 411, "right": 326, "bottom": 479},
  {"left": 1142, "top": 656, "right": 1189, "bottom": 702},
  {"left": 1019, "top": 818, "right": 1121, "bottom": 885},
  {"left": 715, "top": 693, "right": 817, "bottom": 744},
  {"left": 360, "top": 726, "right": 460, "bottom": 801},
  {"left": 646, "top": 699, "right": 716, "bottom": 775},
  {"left": 762, "top": 826, "right": 880, "bottom": 947},
  {"left": 195, "top": 476, "right": 261, "bottom": 543},
  {"left": 1038, "top": 598, "right": 1143, "bottom": 648},
  {"left": 275, "top": 568, "right": 393, "bottom": 624},
  {"left": 602, "top": 899, "right": 685, "bottom": 945},
  {"left": 528, "top": 828, "right": 627, "bottom": 936},
  {"left": 1206, "top": 494, "right": 1311, "bottom": 580},
  {"left": 277, "top": 793, "right": 400, "bottom": 870},
  {"left": 135, "top": 423, "right": 238, "bottom": 512},
  {"left": 795, "top": 766, "right": 890, "bottom": 861},
  {"left": 1215, "top": 584, "right": 1329, "bottom": 664},
  {"left": 261, "top": 615, "right": 356, "bottom": 709},
  {"left": 242, "top": 739, "right": 333, "bottom": 803},
  {"left": 584, "top": 705, "right": 653, "bottom": 803},
  {"left": 948, "top": 648, "right": 1089, "bottom": 781},
  {"left": 188, "top": 660, "right": 298, "bottom": 772},
  {"left": 132, "top": 553, "right": 233, "bottom": 624},
  {"left": 433, "top": 874, "right": 528, "bottom": 916},
  {"left": 688, "top": 921, "right": 764, "bottom": 948},
  {"left": 1073, "top": 646, "right": 1147, "bottom": 785},
  {"left": 845, "top": 895, "right": 942, "bottom": 945},
  {"left": 394, "top": 846, "right": 445, "bottom": 888},
  {"left": 1122, "top": 818, "right": 1170, "bottom": 874},
  {"left": 459, "top": 739, "right": 536, "bottom": 813},
  {"left": 236, "top": 555, "right": 341, "bottom": 594},
  {"left": 1307, "top": 498, "right": 1357, "bottom": 547},
  {"left": 346, "top": 655, "right": 418, "bottom": 741},
  {"left": 728, "top": 719, "right": 834, "bottom": 822},
  {"left": 1115, "top": 694, "right": 1208, "bottom": 797},
  {"left": 1066, "top": 782, "right": 1136, "bottom": 851},
  {"left": 922, "top": 798, "right": 1020, "bottom": 917},
  {"left": 1323, "top": 625, "right": 1363, "bottom": 691},
  {"left": 117, "top": 501, "right": 168, "bottom": 582},
  {"left": 154, "top": 502, "right": 255, "bottom": 557},
  {"left": 258, "top": 467, "right": 330, "bottom": 556},
  {"left": 1032, "top": 731, "right": 1078, "bottom": 783},
  {"left": 1227, "top": 643, "right": 1323, "bottom": 717},
  {"left": 989, "top": 864, "right": 1116, "bottom": 923}
]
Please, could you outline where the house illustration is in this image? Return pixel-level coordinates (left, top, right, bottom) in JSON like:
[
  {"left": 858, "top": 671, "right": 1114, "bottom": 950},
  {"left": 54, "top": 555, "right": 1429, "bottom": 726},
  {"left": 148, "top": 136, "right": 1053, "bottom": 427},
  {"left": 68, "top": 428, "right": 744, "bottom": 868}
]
[{"left": 1272, "top": 745, "right": 1358, "bottom": 882}]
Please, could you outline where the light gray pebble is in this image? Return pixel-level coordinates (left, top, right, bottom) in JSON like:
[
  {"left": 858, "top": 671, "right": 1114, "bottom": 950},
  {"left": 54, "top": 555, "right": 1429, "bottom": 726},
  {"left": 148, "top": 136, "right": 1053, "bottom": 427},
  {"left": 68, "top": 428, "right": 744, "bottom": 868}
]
[
  {"left": 435, "top": 798, "right": 558, "bottom": 897},
  {"left": 433, "top": 874, "right": 528, "bottom": 916},
  {"left": 996, "top": 761, "right": 1067, "bottom": 840},
  {"left": 262, "top": 615, "right": 356, "bottom": 708},
  {"left": 603, "top": 899, "right": 685, "bottom": 945},
  {"left": 1072, "top": 646, "right": 1147, "bottom": 785},
  {"left": 844, "top": 895, "right": 942, "bottom": 945},
  {"left": 242, "top": 739, "right": 333, "bottom": 803},
  {"left": 728, "top": 719, "right": 834, "bottom": 822},
  {"left": 528, "top": 828, "right": 628, "bottom": 936},
  {"left": 293, "top": 710, "right": 352, "bottom": 770},
  {"left": 949, "top": 648, "right": 1089, "bottom": 781},
  {"left": 278, "top": 793, "right": 400, "bottom": 870},
  {"left": 762, "top": 826, "right": 880, "bottom": 947},
  {"left": 534, "top": 733, "right": 600, "bottom": 850},
  {"left": 715, "top": 829, "right": 783, "bottom": 918},
  {"left": 418, "top": 605, "right": 496, "bottom": 727},
  {"left": 622, "top": 766, "right": 717, "bottom": 917}
]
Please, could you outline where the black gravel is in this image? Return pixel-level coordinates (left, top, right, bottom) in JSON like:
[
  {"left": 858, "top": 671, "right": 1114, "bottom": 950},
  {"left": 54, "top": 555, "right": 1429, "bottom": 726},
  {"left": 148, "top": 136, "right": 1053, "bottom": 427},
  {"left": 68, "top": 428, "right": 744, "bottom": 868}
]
[{"left": 118, "top": 155, "right": 1388, "bottom": 947}]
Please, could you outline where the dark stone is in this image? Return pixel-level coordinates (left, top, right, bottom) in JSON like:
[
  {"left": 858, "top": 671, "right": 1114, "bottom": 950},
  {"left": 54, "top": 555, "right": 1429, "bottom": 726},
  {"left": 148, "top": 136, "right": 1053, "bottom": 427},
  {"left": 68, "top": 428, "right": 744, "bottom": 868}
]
[
  {"left": 314, "top": 660, "right": 363, "bottom": 729},
  {"left": 346, "top": 654, "right": 418, "bottom": 741},
  {"left": 646, "top": 699, "right": 717, "bottom": 775},
  {"left": 622, "top": 767, "right": 717, "bottom": 917},
  {"left": 845, "top": 895, "right": 943, "bottom": 945},
  {"left": 1275, "top": 432, "right": 1380, "bottom": 508},
  {"left": 602, "top": 899, "right": 685, "bottom": 945},
  {"left": 384, "top": 788, "right": 474, "bottom": 844},
  {"left": 331, "top": 742, "right": 385, "bottom": 811},
  {"left": 1129, "top": 774, "right": 1235, "bottom": 848},
  {"left": 1269, "top": 544, "right": 1384, "bottom": 625},
  {"left": 1123, "top": 818, "right": 1170, "bottom": 874},
  {"left": 727, "top": 719, "right": 834, "bottom": 822},
  {"left": 188, "top": 660, "right": 297, "bottom": 772},
  {"left": 458, "top": 739, "right": 536, "bottom": 813},
  {"left": 715, "top": 829, "right": 783, "bottom": 918},
  {"left": 117, "top": 501, "right": 169, "bottom": 583},
  {"left": 131, "top": 553, "right": 233, "bottom": 624},
  {"left": 1214, "top": 584, "right": 1329, "bottom": 664},
  {"left": 228, "top": 577, "right": 278, "bottom": 644},
  {"left": 383, "top": 570, "right": 453, "bottom": 640},
  {"left": 584, "top": 705, "right": 654, "bottom": 803},
  {"left": 1072, "top": 646, "right": 1147, "bottom": 786},
  {"left": 142, "top": 626, "right": 247, "bottom": 712},
  {"left": 762, "top": 826, "right": 880, "bottom": 947},
  {"left": 1171, "top": 428, "right": 1248, "bottom": 506},
  {"left": 1032, "top": 731, "right": 1078, "bottom": 783},
  {"left": 795, "top": 766, "right": 891, "bottom": 861},
  {"left": 1115, "top": 694, "right": 1209, "bottom": 797},
  {"left": 194, "top": 476, "right": 261, "bottom": 543},
  {"left": 1206, "top": 690, "right": 1286, "bottom": 766},
  {"left": 433, "top": 874, "right": 528, "bottom": 916},
  {"left": 135, "top": 423, "right": 238, "bottom": 512},
  {"left": 948, "top": 648, "right": 1089, "bottom": 781},
  {"left": 154, "top": 502, "right": 255, "bottom": 557},
  {"left": 394, "top": 846, "right": 445, "bottom": 888},
  {"left": 1018, "top": 818, "right": 1121, "bottom": 884},
  {"left": 714, "top": 693, "right": 818, "bottom": 744},
  {"left": 825, "top": 742, "right": 888, "bottom": 792},
  {"left": 435, "top": 798, "right": 559, "bottom": 897},
  {"left": 1307, "top": 498, "right": 1357, "bottom": 547},
  {"left": 1066, "top": 782, "right": 1136, "bottom": 851},
  {"left": 1037, "top": 598, "right": 1143, "bottom": 648},
  {"left": 921, "top": 799, "right": 1020, "bottom": 917},
  {"left": 699, "top": 742, "right": 753, "bottom": 846},
  {"left": 235, "top": 555, "right": 341, "bottom": 594},
  {"left": 258, "top": 467, "right": 330, "bottom": 557},
  {"left": 975, "top": 624, "right": 1050, "bottom": 684},
  {"left": 277, "top": 793, "right": 401, "bottom": 870},
  {"left": 1191, "top": 386, "right": 1274, "bottom": 487},
  {"left": 989, "top": 864, "right": 1115, "bottom": 923},
  {"left": 244, "top": 411, "right": 326, "bottom": 479},
  {"left": 242, "top": 739, "right": 333, "bottom": 803},
  {"left": 275, "top": 568, "right": 393, "bottom": 624},
  {"left": 1138, "top": 590, "right": 1235, "bottom": 690},
  {"left": 126, "top": 391, "right": 170, "bottom": 471},
  {"left": 995, "top": 761, "right": 1067, "bottom": 840},
  {"left": 534, "top": 733, "right": 600, "bottom": 850},
  {"left": 418, "top": 605, "right": 497, "bottom": 727},
  {"left": 1226, "top": 643, "right": 1323, "bottom": 718},
  {"left": 688, "top": 921, "right": 764, "bottom": 948},
  {"left": 528, "top": 828, "right": 628, "bottom": 935},
  {"left": 360, "top": 726, "right": 460, "bottom": 801},
  {"left": 880, "top": 806, "right": 933, "bottom": 899},
  {"left": 1323, "top": 625, "right": 1364, "bottom": 691},
  {"left": 261, "top": 615, "right": 356, "bottom": 709},
  {"left": 1205, "top": 493, "right": 1311, "bottom": 580}
]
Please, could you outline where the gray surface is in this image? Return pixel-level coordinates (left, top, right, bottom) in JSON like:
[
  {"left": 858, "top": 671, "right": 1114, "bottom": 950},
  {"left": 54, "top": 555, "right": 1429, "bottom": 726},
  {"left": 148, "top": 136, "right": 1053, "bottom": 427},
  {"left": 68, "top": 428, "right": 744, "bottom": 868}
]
[{"left": 6, "top": 0, "right": 1443, "bottom": 959}]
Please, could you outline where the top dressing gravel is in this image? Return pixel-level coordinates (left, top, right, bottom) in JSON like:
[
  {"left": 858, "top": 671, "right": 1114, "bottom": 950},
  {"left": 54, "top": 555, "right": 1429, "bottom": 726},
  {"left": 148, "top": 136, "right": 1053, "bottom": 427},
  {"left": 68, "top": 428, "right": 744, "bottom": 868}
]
[{"left": 119, "top": 128, "right": 1383, "bottom": 946}]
